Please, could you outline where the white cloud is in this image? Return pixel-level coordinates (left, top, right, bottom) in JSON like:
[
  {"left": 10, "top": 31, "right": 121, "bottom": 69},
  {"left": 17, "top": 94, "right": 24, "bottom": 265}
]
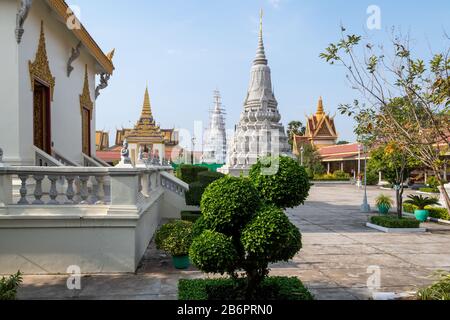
[{"left": 268, "top": 0, "right": 281, "bottom": 8}]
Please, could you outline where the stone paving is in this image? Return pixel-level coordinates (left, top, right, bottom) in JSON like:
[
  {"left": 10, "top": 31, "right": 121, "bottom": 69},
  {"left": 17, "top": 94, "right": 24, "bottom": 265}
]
[{"left": 17, "top": 184, "right": 450, "bottom": 300}]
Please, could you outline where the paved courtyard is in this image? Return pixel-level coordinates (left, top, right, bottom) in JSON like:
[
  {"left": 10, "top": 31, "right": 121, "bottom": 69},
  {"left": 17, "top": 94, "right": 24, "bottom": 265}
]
[{"left": 17, "top": 184, "right": 450, "bottom": 300}]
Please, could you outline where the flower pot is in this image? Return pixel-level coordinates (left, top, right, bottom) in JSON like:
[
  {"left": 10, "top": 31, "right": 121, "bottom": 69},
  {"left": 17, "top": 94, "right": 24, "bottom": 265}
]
[
  {"left": 172, "top": 255, "right": 190, "bottom": 270},
  {"left": 414, "top": 210, "right": 429, "bottom": 222},
  {"left": 377, "top": 204, "right": 390, "bottom": 215}
]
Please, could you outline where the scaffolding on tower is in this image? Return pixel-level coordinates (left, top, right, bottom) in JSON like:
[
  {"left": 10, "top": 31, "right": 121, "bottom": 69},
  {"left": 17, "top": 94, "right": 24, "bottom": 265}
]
[{"left": 202, "top": 90, "right": 227, "bottom": 164}]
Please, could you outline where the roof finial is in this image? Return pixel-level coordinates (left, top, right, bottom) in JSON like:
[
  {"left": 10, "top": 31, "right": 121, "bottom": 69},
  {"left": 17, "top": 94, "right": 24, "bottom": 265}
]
[
  {"left": 141, "top": 86, "right": 153, "bottom": 118},
  {"left": 253, "top": 9, "right": 268, "bottom": 66},
  {"left": 316, "top": 96, "right": 325, "bottom": 117}
]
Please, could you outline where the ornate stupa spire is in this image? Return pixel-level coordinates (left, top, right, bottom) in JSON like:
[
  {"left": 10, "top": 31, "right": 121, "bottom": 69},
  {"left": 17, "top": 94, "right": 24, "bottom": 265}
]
[
  {"left": 141, "top": 86, "right": 153, "bottom": 118},
  {"left": 316, "top": 96, "right": 325, "bottom": 118},
  {"left": 221, "top": 10, "right": 291, "bottom": 176},
  {"left": 125, "top": 86, "right": 164, "bottom": 143},
  {"left": 254, "top": 9, "right": 268, "bottom": 66}
]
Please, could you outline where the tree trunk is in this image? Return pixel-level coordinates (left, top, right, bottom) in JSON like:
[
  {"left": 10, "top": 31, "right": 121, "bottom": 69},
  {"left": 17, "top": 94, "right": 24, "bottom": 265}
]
[
  {"left": 395, "top": 187, "right": 403, "bottom": 219},
  {"left": 439, "top": 183, "right": 450, "bottom": 211}
]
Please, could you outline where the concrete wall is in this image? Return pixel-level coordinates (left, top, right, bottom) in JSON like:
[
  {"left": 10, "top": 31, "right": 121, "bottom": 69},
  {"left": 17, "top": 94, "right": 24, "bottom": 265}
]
[{"left": 1, "top": 0, "right": 98, "bottom": 165}]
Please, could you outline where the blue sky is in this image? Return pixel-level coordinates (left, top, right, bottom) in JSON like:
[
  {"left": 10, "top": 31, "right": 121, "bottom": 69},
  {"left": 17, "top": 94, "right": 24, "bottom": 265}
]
[{"left": 72, "top": 0, "right": 450, "bottom": 149}]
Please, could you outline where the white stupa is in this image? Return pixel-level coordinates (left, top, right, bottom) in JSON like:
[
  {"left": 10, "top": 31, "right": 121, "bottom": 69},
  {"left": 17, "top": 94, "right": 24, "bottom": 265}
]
[
  {"left": 202, "top": 90, "right": 227, "bottom": 164},
  {"left": 221, "top": 10, "right": 291, "bottom": 176}
]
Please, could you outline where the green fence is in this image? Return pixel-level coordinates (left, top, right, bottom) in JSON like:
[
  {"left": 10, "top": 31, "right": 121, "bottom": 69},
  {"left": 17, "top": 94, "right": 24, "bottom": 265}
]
[{"left": 171, "top": 163, "right": 224, "bottom": 172}]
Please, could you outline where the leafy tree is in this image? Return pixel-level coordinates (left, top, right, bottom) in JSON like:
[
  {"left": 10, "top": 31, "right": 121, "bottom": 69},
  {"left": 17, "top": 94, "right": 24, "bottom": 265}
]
[
  {"left": 287, "top": 121, "right": 306, "bottom": 146},
  {"left": 298, "top": 143, "right": 326, "bottom": 178},
  {"left": 368, "top": 143, "right": 420, "bottom": 217},
  {"left": 320, "top": 27, "right": 450, "bottom": 209}
]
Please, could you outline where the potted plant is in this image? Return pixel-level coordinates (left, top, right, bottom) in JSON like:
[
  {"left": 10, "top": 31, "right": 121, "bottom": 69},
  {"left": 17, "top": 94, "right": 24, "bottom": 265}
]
[
  {"left": 155, "top": 220, "right": 193, "bottom": 269},
  {"left": 375, "top": 194, "right": 393, "bottom": 214},
  {"left": 404, "top": 195, "right": 440, "bottom": 222}
]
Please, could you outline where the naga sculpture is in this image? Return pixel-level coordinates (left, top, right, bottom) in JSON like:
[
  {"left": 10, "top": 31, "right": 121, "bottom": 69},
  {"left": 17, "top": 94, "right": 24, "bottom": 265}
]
[
  {"left": 16, "top": 0, "right": 32, "bottom": 44},
  {"left": 67, "top": 41, "right": 82, "bottom": 77},
  {"left": 95, "top": 73, "right": 111, "bottom": 99}
]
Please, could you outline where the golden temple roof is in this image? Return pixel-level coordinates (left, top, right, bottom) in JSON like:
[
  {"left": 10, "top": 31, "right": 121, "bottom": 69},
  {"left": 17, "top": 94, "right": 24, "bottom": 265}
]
[{"left": 125, "top": 87, "right": 164, "bottom": 144}]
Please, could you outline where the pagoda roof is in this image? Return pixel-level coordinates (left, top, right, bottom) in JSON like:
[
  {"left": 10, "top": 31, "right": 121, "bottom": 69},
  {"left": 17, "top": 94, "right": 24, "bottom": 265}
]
[{"left": 125, "top": 87, "right": 165, "bottom": 144}]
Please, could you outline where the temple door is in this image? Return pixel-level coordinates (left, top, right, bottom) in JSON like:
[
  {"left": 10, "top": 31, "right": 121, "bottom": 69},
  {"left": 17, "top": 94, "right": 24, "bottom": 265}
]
[
  {"left": 33, "top": 81, "right": 52, "bottom": 154},
  {"left": 81, "top": 107, "right": 91, "bottom": 156}
]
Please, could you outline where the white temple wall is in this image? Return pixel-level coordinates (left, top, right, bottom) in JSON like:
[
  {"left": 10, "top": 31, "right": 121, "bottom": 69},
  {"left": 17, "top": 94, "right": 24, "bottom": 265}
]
[
  {"left": 1, "top": 0, "right": 98, "bottom": 165},
  {"left": 0, "top": 0, "right": 21, "bottom": 165}
]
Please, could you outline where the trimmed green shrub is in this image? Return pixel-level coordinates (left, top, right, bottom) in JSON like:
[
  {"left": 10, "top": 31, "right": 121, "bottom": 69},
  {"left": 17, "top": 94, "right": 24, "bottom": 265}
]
[
  {"left": 191, "top": 215, "right": 208, "bottom": 239},
  {"left": 178, "top": 277, "right": 314, "bottom": 301},
  {"left": 189, "top": 230, "right": 238, "bottom": 275},
  {"left": 177, "top": 165, "right": 208, "bottom": 184},
  {"left": 185, "top": 181, "right": 207, "bottom": 206},
  {"left": 249, "top": 156, "right": 310, "bottom": 209},
  {"left": 418, "top": 272, "right": 450, "bottom": 300},
  {"left": 181, "top": 211, "right": 202, "bottom": 223},
  {"left": 333, "top": 170, "right": 350, "bottom": 180},
  {"left": 191, "top": 171, "right": 306, "bottom": 299},
  {"left": 370, "top": 215, "right": 420, "bottom": 229},
  {"left": 403, "top": 204, "right": 450, "bottom": 221},
  {"left": 0, "top": 271, "right": 23, "bottom": 301},
  {"left": 155, "top": 220, "right": 193, "bottom": 257},
  {"left": 200, "top": 176, "right": 261, "bottom": 235},
  {"left": 198, "top": 171, "right": 225, "bottom": 185},
  {"left": 419, "top": 187, "right": 440, "bottom": 194},
  {"left": 241, "top": 206, "right": 302, "bottom": 262}
]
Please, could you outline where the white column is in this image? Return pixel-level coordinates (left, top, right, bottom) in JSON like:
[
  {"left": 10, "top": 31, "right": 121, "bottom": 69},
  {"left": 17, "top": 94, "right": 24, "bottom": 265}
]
[
  {"left": 379, "top": 171, "right": 382, "bottom": 185},
  {"left": 327, "top": 162, "right": 331, "bottom": 174}
]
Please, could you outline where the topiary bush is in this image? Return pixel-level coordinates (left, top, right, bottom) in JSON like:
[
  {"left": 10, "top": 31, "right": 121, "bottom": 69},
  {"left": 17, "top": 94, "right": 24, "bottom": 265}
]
[
  {"left": 200, "top": 176, "right": 261, "bottom": 235},
  {"left": 189, "top": 230, "right": 238, "bottom": 275},
  {"left": 190, "top": 171, "right": 305, "bottom": 299},
  {"left": 241, "top": 206, "right": 302, "bottom": 263},
  {"left": 249, "top": 156, "right": 311, "bottom": 209},
  {"left": 155, "top": 220, "right": 193, "bottom": 257}
]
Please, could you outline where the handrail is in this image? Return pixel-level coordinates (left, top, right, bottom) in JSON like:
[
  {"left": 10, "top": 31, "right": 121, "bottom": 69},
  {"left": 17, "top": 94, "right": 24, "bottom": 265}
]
[
  {"left": 160, "top": 171, "right": 189, "bottom": 191},
  {"left": 82, "top": 153, "right": 104, "bottom": 167},
  {"left": 53, "top": 149, "right": 81, "bottom": 167},
  {"left": 91, "top": 155, "right": 112, "bottom": 167},
  {"left": 33, "top": 146, "right": 63, "bottom": 167}
]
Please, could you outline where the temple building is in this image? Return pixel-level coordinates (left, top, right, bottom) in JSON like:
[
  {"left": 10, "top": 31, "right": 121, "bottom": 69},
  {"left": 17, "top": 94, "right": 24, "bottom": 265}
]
[
  {"left": 95, "top": 131, "right": 109, "bottom": 151},
  {"left": 293, "top": 97, "right": 338, "bottom": 156},
  {"left": 202, "top": 90, "right": 227, "bottom": 164},
  {"left": 221, "top": 11, "right": 291, "bottom": 176},
  {"left": 96, "top": 87, "right": 183, "bottom": 165},
  {"left": 0, "top": 0, "right": 114, "bottom": 166}
]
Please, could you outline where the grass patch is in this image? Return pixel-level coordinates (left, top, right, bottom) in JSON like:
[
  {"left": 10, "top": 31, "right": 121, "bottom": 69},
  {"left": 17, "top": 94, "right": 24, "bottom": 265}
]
[
  {"left": 419, "top": 187, "right": 440, "bottom": 194},
  {"left": 370, "top": 215, "right": 420, "bottom": 229},
  {"left": 178, "top": 277, "right": 314, "bottom": 301},
  {"left": 181, "top": 211, "right": 202, "bottom": 223},
  {"left": 417, "top": 272, "right": 450, "bottom": 300}
]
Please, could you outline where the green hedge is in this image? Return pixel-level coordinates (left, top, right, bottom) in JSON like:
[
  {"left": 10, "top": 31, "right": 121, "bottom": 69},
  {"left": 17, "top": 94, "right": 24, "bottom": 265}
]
[
  {"left": 185, "top": 182, "right": 207, "bottom": 206},
  {"left": 181, "top": 211, "right": 202, "bottom": 222},
  {"left": 198, "top": 171, "right": 225, "bottom": 185},
  {"left": 178, "top": 277, "right": 314, "bottom": 300},
  {"left": 370, "top": 216, "right": 420, "bottom": 228},
  {"left": 403, "top": 204, "right": 450, "bottom": 221},
  {"left": 177, "top": 165, "right": 209, "bottom": 184}
]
